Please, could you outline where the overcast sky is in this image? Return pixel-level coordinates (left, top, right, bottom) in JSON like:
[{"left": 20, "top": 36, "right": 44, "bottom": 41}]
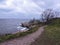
[{"left": 0, "top": 0, "right": 60, "bottom": 19}]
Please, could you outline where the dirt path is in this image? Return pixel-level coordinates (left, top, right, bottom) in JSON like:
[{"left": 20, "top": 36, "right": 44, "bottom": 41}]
[{"left": 0, "top": 26, "right": 45, "bottom": 45}]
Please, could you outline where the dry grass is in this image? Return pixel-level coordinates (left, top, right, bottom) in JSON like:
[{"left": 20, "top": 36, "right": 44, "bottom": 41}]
[
  {"left": 0, "top": 25, "right": 40, "bottom": 43},
  {"left": 31, "top": 19, "right": 60, "bottom": 45}
]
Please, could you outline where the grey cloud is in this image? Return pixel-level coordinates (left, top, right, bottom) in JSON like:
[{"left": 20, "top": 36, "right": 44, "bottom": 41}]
[
  {"left": 0, "top": 0, "right": 60, "bottom": 19},
  {"left": 0, "top": 9, "right": 13, "bottom": 12}
]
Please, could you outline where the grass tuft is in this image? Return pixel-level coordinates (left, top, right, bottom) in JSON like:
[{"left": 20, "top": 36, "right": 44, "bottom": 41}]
[{"left": 0, "top": 25, "right": 39, "bottom": 43}]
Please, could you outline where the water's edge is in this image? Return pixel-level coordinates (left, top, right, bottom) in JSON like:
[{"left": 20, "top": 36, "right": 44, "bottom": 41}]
[{"left": 0, "top": 19, "right": 29, "bottom": 35}]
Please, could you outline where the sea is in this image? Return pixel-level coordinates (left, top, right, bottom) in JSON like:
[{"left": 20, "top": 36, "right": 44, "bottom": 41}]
[{"left": 0, "top": 19, "right": 29, "bottom": 35}]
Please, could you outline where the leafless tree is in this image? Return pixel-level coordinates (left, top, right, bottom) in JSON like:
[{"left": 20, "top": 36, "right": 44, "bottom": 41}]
[{"left": 41, "top": 9, "right": 54, "bottom": 24}]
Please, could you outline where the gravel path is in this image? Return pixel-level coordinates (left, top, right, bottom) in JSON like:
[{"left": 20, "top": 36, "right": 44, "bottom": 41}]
[{"left": 0, "top": 26, "right": 45, "bottom": 45}]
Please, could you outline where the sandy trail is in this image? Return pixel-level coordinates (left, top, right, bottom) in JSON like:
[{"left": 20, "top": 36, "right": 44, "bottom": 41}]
[{"left": 0, "top": 26, "right": 45, "bottom": 45}]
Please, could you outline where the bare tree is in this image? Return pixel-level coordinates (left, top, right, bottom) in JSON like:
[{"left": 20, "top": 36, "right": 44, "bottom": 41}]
[{"left": 41, "top": 9, "right": 54, "bottom": 24}]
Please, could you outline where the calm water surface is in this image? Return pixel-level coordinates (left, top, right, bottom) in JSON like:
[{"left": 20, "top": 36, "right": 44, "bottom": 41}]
[{"left": 0, "top": 19, "right": 29, "bottom": 35}]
